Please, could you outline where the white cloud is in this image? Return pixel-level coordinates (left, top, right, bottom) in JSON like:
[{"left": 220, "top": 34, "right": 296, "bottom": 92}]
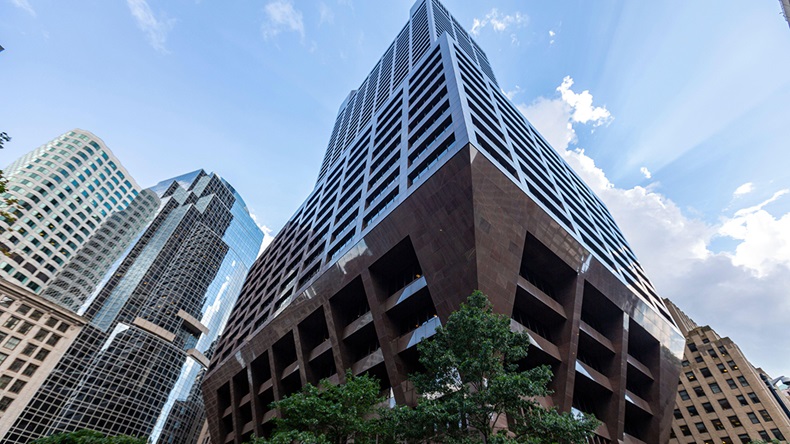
[
  {"left": 471, "top": 8, "right": 527, "bottom": 36},
  {"left": 126, "top": 0, "right": 175, "bottom": 54},
  {"left": 548, "top": 29, "right": 555, "bottom": 45},
  {"left": 318, "top": 2, "right": 334, "bottom": 25},
  {"left": 733, "top": 182, "right": 754, "bottom": 197},
  {"left": 503, "top": 85, "right": 522, "bottom": 100},
  {"left": 733, "top": 189, "right": 788, "bottom": 217},
  {"left": 261, "top": 0, "right": 305, "bottom": 41},
  {"left": 556, "top": 76, "right": 612, "bottom": 126},
  {"left": 517, "top": 76, "right": 612, "bottom": 152},
  {"left": 515, "top": 76, "right": 790, "bottom": 376},
  {"left": 249, "top": 212, "right": 276, "bottom": 258},
  {"left": 640, "top": 166, "right": 652, "bottom": 179},
  {"left": 11, "top": 0, "right": 35, "bottom": 16}
]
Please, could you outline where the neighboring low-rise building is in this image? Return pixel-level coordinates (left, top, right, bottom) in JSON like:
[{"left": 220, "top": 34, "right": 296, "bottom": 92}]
[
  {"left": 0, "top": 279, "right": 86, "bottom": 438},
  {"left": 666, "top": 299, "right": 790, "bottom": 444}
]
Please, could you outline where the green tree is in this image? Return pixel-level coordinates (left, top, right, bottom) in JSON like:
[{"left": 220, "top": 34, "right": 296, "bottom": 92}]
[
  {"left": 29, "top": 429, "right": 146, "bottom": 444},
  {"left": 249, "top": 372, "right": 384, "bottom": 444},
  {"left": 0, "top": 131, "right": 18, "bottom": 226},
  {"left": 386, "top": 291, "right": 599, "bottom": 444}
]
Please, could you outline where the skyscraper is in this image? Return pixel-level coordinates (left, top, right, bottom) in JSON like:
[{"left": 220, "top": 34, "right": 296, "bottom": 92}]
[
  {"left": 202, "top": 1, "right": 684, "bottom": 443},
  {"left": 0, "top": 129, "right": 142, "bottom": 295},
  {"left": 665, "top": 300, "right": 790, "bottom": 444},
  {"left": 1, "top": 170, "right": 263, "bottom": 444}
]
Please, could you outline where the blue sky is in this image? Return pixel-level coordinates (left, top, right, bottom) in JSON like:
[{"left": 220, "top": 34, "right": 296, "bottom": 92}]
[{"left": 2, "top": 0, "right": 790, "bottom": 376}]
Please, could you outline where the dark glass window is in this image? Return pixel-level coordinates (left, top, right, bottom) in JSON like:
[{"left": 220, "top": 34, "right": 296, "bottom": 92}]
[
  {"left": 728, "top": 415, "right": 742, "bottom": 427},
  {"left": 702, "top": 402, "right": 715, "bottom": 413}
]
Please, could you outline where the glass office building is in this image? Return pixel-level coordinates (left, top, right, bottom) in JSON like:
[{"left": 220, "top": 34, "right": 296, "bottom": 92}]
[
  {"left": 203, "top": 1, "right": 684, "bottom": 443},
  {"left": 0, "top": 129, "right": 142, "bottom": 295},
  {"left": 2, "top": 170, "right": 263, "bottom": 444}
]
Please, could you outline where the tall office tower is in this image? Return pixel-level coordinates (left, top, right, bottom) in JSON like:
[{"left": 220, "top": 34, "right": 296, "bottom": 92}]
[
  {"left": 203, "top": 1, "right": 684, "bottom": 443},
  {"left": 665, "top": 300, "right": 790, "bottom": 444},
  {"left": 0, "top": 129, "right": 142, "bottom": 295},
  {"left": 781, "top": 0, "right": 790, "bottom": 27},
  {"left": 39, "top": 189, "right": 160, "bottom": 312},
  {"left": 1, "top": 170, "right": 263, "bottom": 444}
]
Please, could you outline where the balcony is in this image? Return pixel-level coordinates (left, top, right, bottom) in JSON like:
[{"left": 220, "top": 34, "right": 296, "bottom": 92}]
[
  {"left": 308, "top": 338, "right": 333, "bottom": 362},
  {"left": 395, "top": 315, "right": 440, "bottom": 352},
  {"left": 352, "top": 348, "right": 384, "bottom": 375},
  {"left": 281, "top": 361, "right": 300, "bottom": 379},
  {"left": 257, "top": 378, "right": 273, "bottom": 395},
  {"left": 625, "top": 389, "right": 652, "bottom": 415},
  {"left": 516, "top": 275, "right": 566, "bottom": 319},
  {"left": 342, "top": 311, "right": 373, "bottom": 339},
  {"left": 385, "top": 276, "right": 427, "bottom": 311},
  {"left": 510, "top": 318, "right": 560, "bottom": 361},
  {"left": 627, "top": 354, "right": 654, "bottom": 380},
  {"left": 575, "top": 360, "right": 613, "bottom": 392},
  {"left": 262, "top": 409, "right": 277, "bottom": 424},
  {"left": 578, "top": 320, "right": 614, "bottom": 353}
]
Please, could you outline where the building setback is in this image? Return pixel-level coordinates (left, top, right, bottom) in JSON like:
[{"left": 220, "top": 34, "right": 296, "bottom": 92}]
[
  {"left": 0, "top": 129, "right": 142, "bottom": 294},
  {"left": 202, "top": 1, "right": 684, "bottom": 443},
  {"left": 1, "top": 170, "right": 263, "bottom": 444},
  {"left": 666, "top": 300, "right": 790, "bottom": 444}
]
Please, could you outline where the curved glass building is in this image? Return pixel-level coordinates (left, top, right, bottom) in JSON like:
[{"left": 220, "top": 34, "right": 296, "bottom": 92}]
[
  {"left": 0, "top": 129, "right": 142, "bottom": 294},
  {"left": 1, "top": 170, "right": 263, "bottom": 444}
]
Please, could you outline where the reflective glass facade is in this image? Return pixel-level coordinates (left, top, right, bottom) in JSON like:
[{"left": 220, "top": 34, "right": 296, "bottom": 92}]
[{"left": 1, "top": 170, "right": 263, "bottom": 444}]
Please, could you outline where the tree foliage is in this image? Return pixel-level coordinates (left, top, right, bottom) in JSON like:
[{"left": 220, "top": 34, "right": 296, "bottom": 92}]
[
  {"left": 249, "top": 372, "right": 384, "bottom": 444},
  {"left": 247, "top": 291, "right": 598, "bottom": 444},
  {"left": 382, "top": 291, "right": 599, "bottom": 444},
  {"left": 29, "top": 429, "right": 146, "bottom": 444},
  {"left": 0, "top": 131, "right": 18, "bottom": 227}
]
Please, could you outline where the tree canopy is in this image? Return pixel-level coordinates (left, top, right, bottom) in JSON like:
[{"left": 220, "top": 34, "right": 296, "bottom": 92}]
[
  {"left": 385, "top": 291, "right": 599, "bottom": 444},
  {"left": 248, "top": 291, "right": 599, "bottom": 444},
  {"left": 249, "top": 372, "right": 384, "bottom": 444},
  {"left": 29, "top": 429, "right": 146, "bottom": 444}
]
